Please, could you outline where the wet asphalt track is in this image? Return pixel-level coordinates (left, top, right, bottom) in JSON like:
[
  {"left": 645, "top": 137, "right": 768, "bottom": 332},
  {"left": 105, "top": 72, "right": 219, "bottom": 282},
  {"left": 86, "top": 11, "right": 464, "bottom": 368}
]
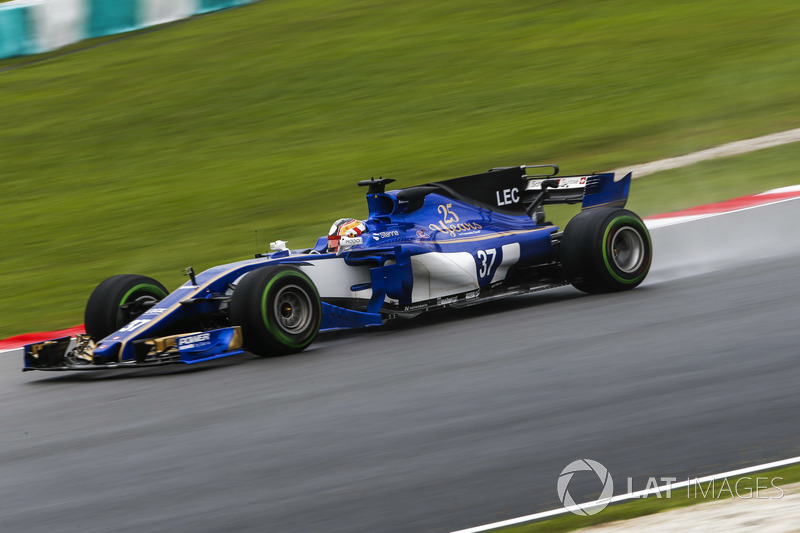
[{"left": 2, "top": 211, "right": 799, "bottom": 532}]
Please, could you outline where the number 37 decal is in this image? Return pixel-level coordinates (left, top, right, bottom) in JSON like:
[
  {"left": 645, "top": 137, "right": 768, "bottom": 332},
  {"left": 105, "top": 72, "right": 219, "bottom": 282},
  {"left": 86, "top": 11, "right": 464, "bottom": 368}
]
[
  {"left": 475, "top": 243, "right": 521, "bottom": 284},
  {"left": 476, "top": 248, "right": 497, "bottom": 279}
]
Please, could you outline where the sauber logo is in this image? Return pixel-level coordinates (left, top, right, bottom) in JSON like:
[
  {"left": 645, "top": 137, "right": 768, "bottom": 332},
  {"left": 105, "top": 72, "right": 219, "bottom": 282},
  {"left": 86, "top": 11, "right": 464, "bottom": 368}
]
[{"left": 527, "top": 176, "right": 587, "bottom": 190}]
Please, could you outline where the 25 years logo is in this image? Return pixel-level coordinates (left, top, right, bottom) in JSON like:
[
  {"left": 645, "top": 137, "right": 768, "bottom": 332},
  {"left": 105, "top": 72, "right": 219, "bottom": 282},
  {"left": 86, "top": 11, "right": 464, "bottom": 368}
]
[{"left": 428, "top": 204, "right": 482, "bottom": 237}]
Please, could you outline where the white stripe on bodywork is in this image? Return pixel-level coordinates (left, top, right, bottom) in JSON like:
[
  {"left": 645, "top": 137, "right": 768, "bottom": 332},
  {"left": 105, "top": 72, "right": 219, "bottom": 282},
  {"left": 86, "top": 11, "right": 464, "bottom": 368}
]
[
  {"left": 297, "top": 257, "right": 373, "bottom": 300},
  {"left": 490, "top": 243, "right": 520, "bottom": 284},
  {"left": 410, "top": 252, "right": 479, "bottom": 302}
]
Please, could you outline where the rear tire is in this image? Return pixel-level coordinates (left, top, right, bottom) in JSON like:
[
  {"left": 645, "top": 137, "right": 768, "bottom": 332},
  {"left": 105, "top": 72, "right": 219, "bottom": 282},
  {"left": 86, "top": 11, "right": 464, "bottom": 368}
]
[
  {"left": 84, "top": 274, "right": 168, "bottom": 340},
  {"left": 561, "top": 208, "right": 652, "bottom": 293},
  {"left": 229, "top": 266, "right": 322, "bottom": 357}
]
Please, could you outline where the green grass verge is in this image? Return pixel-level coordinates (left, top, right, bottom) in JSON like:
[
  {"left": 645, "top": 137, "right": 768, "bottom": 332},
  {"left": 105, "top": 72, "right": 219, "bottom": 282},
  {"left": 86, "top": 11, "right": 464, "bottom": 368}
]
[
  {"left": 498, "top": 463, "right": 800, "bottom": 533},
  {"left": 626, "top": 142, "right": 800, "bottom": 218},
  {"left": 2, "top": 0, "right": 800, "bottom": 338}
]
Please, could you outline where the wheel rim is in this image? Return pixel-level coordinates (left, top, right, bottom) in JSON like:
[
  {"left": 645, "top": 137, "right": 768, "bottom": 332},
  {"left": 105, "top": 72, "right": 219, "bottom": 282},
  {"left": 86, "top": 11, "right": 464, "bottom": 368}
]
[
  {"left": 273, "top": 284, "right": 313, "bottom": 334},
  {"left": 610, "top": 226, "right": 645, "bottom": 273}
]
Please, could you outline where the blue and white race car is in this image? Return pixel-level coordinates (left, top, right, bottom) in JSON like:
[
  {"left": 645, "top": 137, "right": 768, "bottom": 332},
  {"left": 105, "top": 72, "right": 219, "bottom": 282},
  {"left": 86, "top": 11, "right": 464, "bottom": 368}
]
[{"left": 24, "top": 164, "right": 651, "bottom": 371}]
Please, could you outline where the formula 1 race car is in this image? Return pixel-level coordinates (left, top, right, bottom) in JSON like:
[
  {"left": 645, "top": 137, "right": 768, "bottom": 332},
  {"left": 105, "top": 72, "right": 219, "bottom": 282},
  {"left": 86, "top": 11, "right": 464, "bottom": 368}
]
[{"left": 24, "top": 164, "right": 652, "bottom": 371}]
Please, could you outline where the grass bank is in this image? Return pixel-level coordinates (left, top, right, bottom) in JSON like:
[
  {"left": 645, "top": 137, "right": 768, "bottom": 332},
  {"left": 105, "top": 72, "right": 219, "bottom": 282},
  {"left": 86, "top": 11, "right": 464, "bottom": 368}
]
[{"left": 2, "top": 0, "right": 800, "bottom": 337}]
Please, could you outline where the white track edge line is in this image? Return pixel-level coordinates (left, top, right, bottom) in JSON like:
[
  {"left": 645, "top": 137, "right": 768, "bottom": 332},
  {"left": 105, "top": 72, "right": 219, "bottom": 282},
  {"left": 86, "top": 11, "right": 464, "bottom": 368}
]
[{"left": 451, "top": 455, "right": 800, "bottom": 533}]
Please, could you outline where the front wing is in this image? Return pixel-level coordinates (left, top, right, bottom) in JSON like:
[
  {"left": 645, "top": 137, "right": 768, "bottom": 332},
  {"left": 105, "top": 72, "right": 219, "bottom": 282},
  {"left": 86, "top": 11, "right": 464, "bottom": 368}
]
[{"left": 23, "top": 327, "right": 245, "bottom": 371}]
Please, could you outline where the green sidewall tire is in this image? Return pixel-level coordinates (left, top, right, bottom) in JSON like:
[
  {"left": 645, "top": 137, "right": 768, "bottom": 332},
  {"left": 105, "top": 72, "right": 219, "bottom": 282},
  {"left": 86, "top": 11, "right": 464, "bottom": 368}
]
[
  {"left": 84, "top": 274, "right": 168, "bottom": 340},
  {"left": 601, "top": 215, "right": 652, "bottom": 285},
  {"left": 229, "top": 266, "right": 322, "bottom": 357},
  {"left": 561, "top": 208, "right": 652, "bottom": 293}
]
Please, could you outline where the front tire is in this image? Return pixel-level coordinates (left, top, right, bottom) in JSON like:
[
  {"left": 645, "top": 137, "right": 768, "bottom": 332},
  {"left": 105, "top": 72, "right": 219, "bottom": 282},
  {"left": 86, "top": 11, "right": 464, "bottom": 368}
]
[
  {"left": 561, "top": 208, "right": 652, "bottom": 293},
  {"left": 84, "top": 274, "right": 169, "bottom": 340},
  {"left": 229, "top": 266, "right": 322, "bottom": 357}
]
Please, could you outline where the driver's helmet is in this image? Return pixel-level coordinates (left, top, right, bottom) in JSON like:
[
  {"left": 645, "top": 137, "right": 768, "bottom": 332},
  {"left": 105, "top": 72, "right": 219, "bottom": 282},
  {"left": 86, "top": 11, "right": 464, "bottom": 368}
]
[{"left": 328, "top": 218, "right": 367, "bottom": 252}]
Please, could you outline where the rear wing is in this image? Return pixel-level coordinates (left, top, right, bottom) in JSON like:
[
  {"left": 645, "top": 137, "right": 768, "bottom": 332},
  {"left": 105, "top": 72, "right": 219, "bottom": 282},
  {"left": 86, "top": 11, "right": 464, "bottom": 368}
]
[
  {"left": 384, "top": 164, "right": 632, "bottom": 218},
  {"left": 523, "top": 166, "right": 632, "bottom": 211}
]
